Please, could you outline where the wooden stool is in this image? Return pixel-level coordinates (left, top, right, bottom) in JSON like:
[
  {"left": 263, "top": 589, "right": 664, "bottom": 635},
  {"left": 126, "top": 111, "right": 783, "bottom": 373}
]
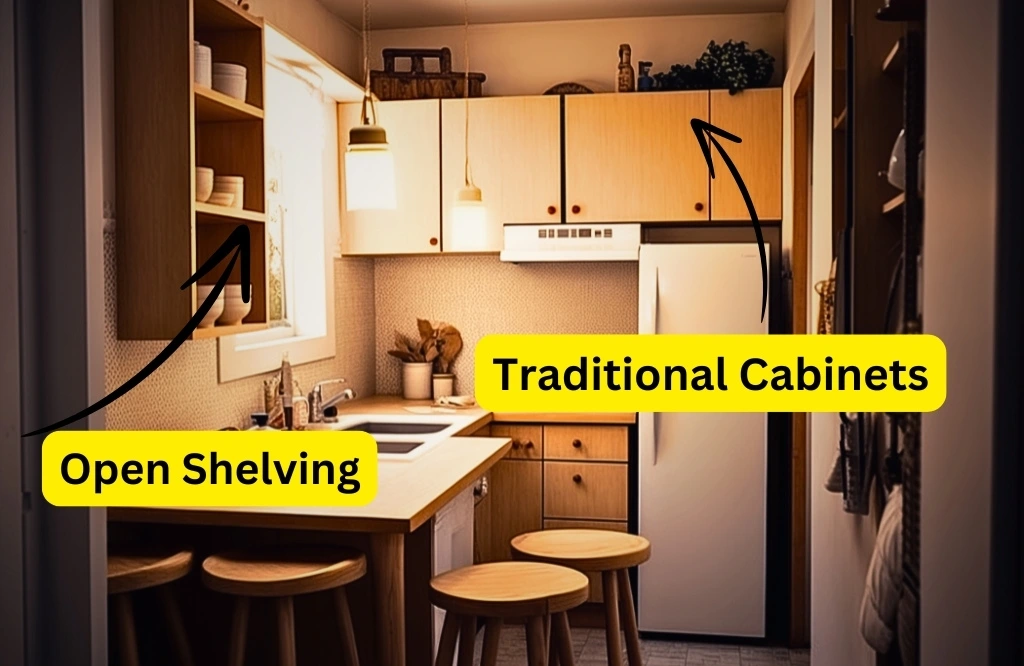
[
  {"left": 201, "top": 547, "right": 366, "bottom": 666},
  {"left": 108, "top": 548, "right": 195, "bottom": 666},
  {"left": 430, "top": 561, "right": 590, "bottom": 666},
  {"left": 511, "top": 530, "right": 651, "bottom": 666}
]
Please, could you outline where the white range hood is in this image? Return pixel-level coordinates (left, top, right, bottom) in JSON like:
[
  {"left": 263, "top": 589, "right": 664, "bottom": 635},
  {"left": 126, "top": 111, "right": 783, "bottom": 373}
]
[{"left": 499, "top": 223, "right": 641, "bottom": 262}]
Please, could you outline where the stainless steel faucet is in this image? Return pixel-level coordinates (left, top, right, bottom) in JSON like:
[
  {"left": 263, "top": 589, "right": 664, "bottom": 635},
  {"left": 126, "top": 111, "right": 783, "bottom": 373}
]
[{"left": 308, "top": 379, "right": 356, "bottom": 423}]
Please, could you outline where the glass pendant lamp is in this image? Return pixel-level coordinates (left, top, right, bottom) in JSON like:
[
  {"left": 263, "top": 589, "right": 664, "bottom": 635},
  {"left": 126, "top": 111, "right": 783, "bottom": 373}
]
[{"left": 345, "top": 0, "right": 396, "bottom": 211}]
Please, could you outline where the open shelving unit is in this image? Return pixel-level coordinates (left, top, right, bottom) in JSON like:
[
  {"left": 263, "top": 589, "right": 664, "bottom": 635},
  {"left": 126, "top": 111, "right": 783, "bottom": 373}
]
[{"left": 113, "top": 0, "right": 269, "bottom": 340}]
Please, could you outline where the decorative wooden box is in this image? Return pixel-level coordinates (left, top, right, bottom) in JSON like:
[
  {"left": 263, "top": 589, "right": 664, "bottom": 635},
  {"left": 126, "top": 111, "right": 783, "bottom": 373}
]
[{"left": 370, "top": 47, "right": 486, "bottom": 101}]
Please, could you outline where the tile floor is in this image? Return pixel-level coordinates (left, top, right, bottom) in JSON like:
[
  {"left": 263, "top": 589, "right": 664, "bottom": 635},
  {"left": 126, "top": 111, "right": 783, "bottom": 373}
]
[{"left": 471, "top": 627, "right": 811, "bottom": 666}]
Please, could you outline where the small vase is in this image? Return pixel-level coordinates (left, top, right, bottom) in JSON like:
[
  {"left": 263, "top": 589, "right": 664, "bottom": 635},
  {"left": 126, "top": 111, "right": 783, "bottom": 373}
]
[
  {"left": 402, "top": 362, "right": 433, "bottom": 400},
  {"left": 617, "top": 44, "right": 635, "bottom": 93},
  {"left": 432, "top": 374, "right": 455, "bottom": 399}
]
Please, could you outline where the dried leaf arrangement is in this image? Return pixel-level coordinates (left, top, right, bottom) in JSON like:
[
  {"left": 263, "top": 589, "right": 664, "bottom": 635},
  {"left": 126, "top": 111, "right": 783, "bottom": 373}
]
[
  {"left": 388, "top": 318, "right": 464, "bottom": 373},
  {"left": 653, "top": 40, "right": 775, "bottom": 94}
]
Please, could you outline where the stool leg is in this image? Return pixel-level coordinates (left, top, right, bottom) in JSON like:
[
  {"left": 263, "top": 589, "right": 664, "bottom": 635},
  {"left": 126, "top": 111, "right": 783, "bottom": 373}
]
[
  {"left": 546, "top": 614, "right": 558, "bottom": 666},
  {"left": 480, "top": 618, "right": 503, "bottom": 666},
  {"left": 525, "top": 615, "right": 547, "bottom": 666},
  {"left": 112, "top": 593, "right": 140, "bottom": 666},
  {"left": 616, "top": 569, "right": 643, "bottom": 666},
  {"left": 434, "top": 611, "right": 459, "bottom": 666},
  {"left": 551, "top": 612, "right": 576, "bottom": 666},
  {"left": 456, "top": 614, "right": 477, "bottom": 666},
  {"left": 334, "top": 586, "right": 360, "bottom": 666},
  {"left": 158, "top": 585, "right": 194, "bottom": 666},
  {"left": 228, "top": 597, "right": 249, "bottom": 666},
  {"left": 602, "top": 570, "right": 624, "bottom": 666},
  {"left": 277, "top": 596, "right": 297, "bottom": 666}
]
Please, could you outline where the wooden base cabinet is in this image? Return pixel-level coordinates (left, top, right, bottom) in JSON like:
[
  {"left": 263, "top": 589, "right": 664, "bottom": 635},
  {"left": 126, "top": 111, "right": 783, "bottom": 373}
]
[{"left": 475, "top": 459, "right": 542, "bottom": 563}]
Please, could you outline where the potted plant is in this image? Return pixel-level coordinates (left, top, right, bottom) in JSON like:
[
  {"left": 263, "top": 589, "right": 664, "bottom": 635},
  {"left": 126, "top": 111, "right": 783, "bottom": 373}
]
[{"left": 389, "top": 319, "right": 463, "bottom": 400}]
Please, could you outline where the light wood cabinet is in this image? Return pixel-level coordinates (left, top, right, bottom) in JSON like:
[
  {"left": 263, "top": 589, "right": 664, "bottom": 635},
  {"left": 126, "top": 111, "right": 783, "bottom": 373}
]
[
  {"left": 564, "top": 91, "right": 711, "bottom": 223},
  {"left": 709, "top": 89, "right": 782, "bottom": 221},
  {"left": 338, "top": 99, "right": 441, "bottom": 255},
  {"left": 544, "top": 461, "right": 629, "bottom": 521},
  {"left": 476, "top": 460, "right": 542, "bottom": 563},
  {"left": 441, "top": 96, "right": 561, "bottom": 250},
  {"left": 544, "top": 425, "right": 628, "bottom": 462}
]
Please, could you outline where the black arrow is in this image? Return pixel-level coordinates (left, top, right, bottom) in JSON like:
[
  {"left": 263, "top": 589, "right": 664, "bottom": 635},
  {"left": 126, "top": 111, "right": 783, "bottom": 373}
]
[
  {"left": 690, "top": 118, "right": 768, "bottom": 322},
  {"left": 22, "top": 224, "right": 251, "bottom": 437}
]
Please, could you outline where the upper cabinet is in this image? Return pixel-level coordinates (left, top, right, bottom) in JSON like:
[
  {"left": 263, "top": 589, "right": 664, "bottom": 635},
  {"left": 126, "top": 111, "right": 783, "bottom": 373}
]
[
  {"left": 564, "top": 91, "right": 711, "bottom": 223},
  {"left": 441, "top": 96, "right": 561, "bottom": 251},
  {"left": 339, "top": 99, "right": 441, "bottom": 255},
  {"left": 709, "top": 89, "right": 782, "bottom": 221}
]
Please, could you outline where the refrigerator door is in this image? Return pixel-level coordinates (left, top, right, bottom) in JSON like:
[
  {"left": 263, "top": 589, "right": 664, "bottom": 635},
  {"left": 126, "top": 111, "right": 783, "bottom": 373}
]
[{"left": 638, "top": 243, "right": 769, "bottom": 637}]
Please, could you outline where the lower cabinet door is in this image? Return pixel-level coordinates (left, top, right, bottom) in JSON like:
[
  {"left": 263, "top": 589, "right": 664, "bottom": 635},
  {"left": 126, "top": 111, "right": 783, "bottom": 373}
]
[
  {"left": 544, "top": 519, "right": 629, "bottom": 602},
  {"left": 477, "top": 459, "right": 542, "bottom": 562},
  {"left": 544, "top": 461, "right": 628, "bottom": 521}
]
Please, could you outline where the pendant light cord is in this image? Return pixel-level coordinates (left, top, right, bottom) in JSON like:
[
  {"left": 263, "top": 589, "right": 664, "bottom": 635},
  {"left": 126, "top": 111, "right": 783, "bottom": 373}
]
[
  {"left": 360, "top": 0, "right": 378, "bottom": 127},
  {"left": 463, "top": 0, "right": 473, "bottom": 187}
]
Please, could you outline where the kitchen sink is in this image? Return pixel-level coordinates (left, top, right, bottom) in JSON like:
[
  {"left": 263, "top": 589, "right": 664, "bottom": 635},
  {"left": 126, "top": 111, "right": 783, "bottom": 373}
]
[
  {"left": 377, "top": 441, "right": 426, "bottom": 455},
  {"left": 341, "top": 421, "right": 448, "bottom": 435}
]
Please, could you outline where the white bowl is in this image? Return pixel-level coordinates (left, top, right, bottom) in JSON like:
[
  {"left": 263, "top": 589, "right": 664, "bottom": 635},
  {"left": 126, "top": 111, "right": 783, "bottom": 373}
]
[
  {"left": 213, "top": 175, "right": 244, "bottom": 208},
  {"left": 213, "top": 62, "right": 246, "bottom": 76},
  {"left": 217, "top": 293, "right": 252, "bottom": 326},
  {"left": 206, "top": 191, "right": 234, "bottom": 207},
  {"left": 212, "top": 72, "right": 247, "bottom": 101},
  {"left": 195, "top": 166, "right": 214, "bottom": 202},
  {"left": 196, "top": 286, "right": 224, "bottom": 328},
  {"left": 194, "top": 43, "right": 212, "bottom": 87}
]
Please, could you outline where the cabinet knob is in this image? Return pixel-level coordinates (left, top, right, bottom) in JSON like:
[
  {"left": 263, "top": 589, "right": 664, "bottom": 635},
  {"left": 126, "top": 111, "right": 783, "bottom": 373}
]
[
  {"left": 429, "top": 237, "right": 438, "bottom": 246},
  {"left": 524, "top": 440, "right": 535, "bottom": 449},
  {"left": 572, "top": 474, "right": 583, "bottom": 484},
  {"left": 572, "top": 439, "right": 582, "bottom": 449},
  {"left": 571, "top": 204, "right": 581, "bottom": 215},
  {"left": 511, "top": 440, "right": 521, "bottom": 449},
  {"left": 694, "top": 202, "right": 705, "bottom": 212},
  {"left": 547, "top": 205, "right": 557, "bottom": 215}
]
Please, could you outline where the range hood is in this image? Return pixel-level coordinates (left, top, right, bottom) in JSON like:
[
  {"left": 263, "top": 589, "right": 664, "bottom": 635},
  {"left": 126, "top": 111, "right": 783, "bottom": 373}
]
[{"left": 500, "top": 223, "right": 640, "bottom": 262}]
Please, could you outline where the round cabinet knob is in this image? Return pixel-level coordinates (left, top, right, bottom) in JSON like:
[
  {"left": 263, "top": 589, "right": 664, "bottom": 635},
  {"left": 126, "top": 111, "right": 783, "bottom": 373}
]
[
  {"left": 572, "top": 439, "right": 582, "bottom": 449},
  {"left": 429, "top": 237, "right": 439, "bottom": 246},
  {"left": 511, "top": 440, "right": 521, "bottom": 450},
  {"left": 524, "top": 440, "right": 535, "bottom": 449},
  {"left": 694, "top": 202, "right": 705, "bottom": 212},
  {"left": 547, "top": 205, "right": 557, "bottom": 215},
  {"left": 571, "top": 204, "right": 581, "bottom": 215},
  {"left": 572, "top": 474, "right": 583, "bottom": 484}
]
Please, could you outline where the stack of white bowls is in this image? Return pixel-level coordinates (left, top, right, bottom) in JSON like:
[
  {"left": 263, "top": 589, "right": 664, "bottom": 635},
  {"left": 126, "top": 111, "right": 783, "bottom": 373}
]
[
  {"left": 195, "top": 166, "right": 214, "bottom": 203},
  {"left": 217, "top": 284, "right": 252, "bottom": 326},
  {"left": 197, "top": 285, "right": 225, "bottom": 328},
  {"left": 212, "top": 175, "right": 244, "bottom": 209},
  {"left": 212, "top": 62, "right": 247, "bottom": 101},
  {"left": 193, "top": 41, "right": 212, "bottom": 88}
]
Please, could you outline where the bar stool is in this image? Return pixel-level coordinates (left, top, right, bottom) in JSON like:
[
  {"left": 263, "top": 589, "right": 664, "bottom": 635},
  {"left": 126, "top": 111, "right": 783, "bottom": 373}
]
[
  {"left": 511, "top": 530, "right": 651, "bottom": 666},
  {"left": 108, "top": 548, "right": 195, "bottom": 666},
  {"left": 201, "top": 547, "right": 366, "bottom": 666},
  {"left": 430, "top": 561, "right": 590, "bottom": 666}
]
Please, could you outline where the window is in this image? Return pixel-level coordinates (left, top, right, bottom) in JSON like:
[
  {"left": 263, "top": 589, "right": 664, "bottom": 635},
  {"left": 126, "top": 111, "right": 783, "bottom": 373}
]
[{"left": 218, "top": 57, "right": 338, "bottom": 382}]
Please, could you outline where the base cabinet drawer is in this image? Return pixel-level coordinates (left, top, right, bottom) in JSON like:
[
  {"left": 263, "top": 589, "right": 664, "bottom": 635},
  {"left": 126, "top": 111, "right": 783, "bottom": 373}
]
[
  {"left": 544, "top": 519, "right": 628, "bottom": 602},
  {"left": 491, "top": 424, "right": 543, "bottom": 460},
  {"left": 544, "top": 462, "right": 628, "bottom": 521},
  {"left": 544, "top": 425, "right": 628, "bottom": 461}
]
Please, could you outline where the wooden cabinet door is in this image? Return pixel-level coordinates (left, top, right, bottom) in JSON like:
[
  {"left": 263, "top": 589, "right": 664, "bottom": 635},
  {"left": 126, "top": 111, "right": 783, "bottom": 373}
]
[
  {"left": 441, "top": 96, "right": 562, "bottom": 251},
  {"left": 338, "top": 99, "right": 441, "bottom": 255},
  {"left": 476, "top": 459, "right": 542, "bottom": 563},
  {"left": 709, "top": 89, "right": 782, "bottom": 221},
  {"left": 564, "top": 91, "right": 710, "bottom": 223}
]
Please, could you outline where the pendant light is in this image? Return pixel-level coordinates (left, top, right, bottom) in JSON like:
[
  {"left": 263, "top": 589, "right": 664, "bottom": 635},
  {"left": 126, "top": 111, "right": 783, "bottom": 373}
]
[
  {"left": 345, "top": 0, "right": 396, "bottom": 211},
  {"left": 448, "top": 0, "right": 494, "bottom": 250}
]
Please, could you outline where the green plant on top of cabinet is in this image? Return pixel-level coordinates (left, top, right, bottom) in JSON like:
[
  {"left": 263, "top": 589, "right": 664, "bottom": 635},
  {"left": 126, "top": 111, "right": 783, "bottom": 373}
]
[
  {"left": 338, "top": 99, "right": 441, "bottom": 255},
  {"left": 113, "top": 0, "right": 269, "bottom": 340},
  {"left": 441, "top": 96, "right": 562, "bottom": 251}
]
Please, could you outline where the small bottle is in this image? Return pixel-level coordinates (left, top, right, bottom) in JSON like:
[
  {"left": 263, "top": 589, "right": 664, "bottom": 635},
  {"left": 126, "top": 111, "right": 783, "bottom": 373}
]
[
  {"left": 279, "top": 352, "right": 294, "bottom": 430},
  {"left": 617, "top": 44, "right": 635, "bottom": 93}
]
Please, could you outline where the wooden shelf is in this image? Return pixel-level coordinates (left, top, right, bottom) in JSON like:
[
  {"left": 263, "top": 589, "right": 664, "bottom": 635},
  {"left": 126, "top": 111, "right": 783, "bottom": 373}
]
[
  {"left": 192, "top": 321, "right": 268, "bottom": 340},
  {"left": 882, "top": 39, "right": 904, "bottom": 75},
  {"left": 195, "top": 86, "right": 264, "bottom": 122},
  {"left": 194, "top": 0, "right": 262, "bottom": 31},
  {"left": 195, "top": 201, "right": 266, "bottom": 223},
  {"left": 833, "top": 107, "right": 848, "bottom": 131},
  {"left": 882, "top": 192, "right": 905, "bottom": 214}
]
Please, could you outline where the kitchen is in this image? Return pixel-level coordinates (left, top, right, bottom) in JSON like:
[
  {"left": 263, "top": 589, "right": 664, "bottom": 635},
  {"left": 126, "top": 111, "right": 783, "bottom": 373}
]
[{"left": 10, "top": 0, "right": 982, "bottom": 665}]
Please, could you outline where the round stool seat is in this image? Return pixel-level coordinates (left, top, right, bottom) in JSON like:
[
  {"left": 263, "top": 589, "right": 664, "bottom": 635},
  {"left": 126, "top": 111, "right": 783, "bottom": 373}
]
[
  {"left": 202, "top": 547, "right": 367, "bottom": 597},
  {"left": 108, "top": 548, "right": 193, "bottom": 595},
  {"left": 430, "top": 561, "right": 589, "bottom": 618},
  {"left": 511, "top": 529, "right": 651, "bottom": 571}
]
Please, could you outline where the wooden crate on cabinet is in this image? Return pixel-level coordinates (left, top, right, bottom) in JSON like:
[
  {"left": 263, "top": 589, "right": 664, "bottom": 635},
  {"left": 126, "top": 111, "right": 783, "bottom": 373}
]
[
  {"left": 441, "top": 96, "right": 561, "bottom": 250},
  {"left": 338, "top": 99, "right": 441, "bottom": 255},
  {"left": 564, "top": 91, "right": 711, "bottom": 223},
  {"left": 113, "top": 0, "right": 269, "bottom": 340},
  {"left": 709, "top": 88, "right": 782, "bottom": 220}
]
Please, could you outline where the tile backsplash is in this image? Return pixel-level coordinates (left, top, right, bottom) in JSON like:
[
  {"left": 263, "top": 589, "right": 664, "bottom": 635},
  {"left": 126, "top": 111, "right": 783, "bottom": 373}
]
[{"left": 374, "top": 255, "right": 639, "bottom": 396}]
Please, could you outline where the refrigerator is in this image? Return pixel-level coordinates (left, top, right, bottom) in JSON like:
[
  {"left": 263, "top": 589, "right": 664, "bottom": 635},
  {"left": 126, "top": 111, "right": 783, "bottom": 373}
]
[{"left": 637, "top": 240, "right": 770, "bottom": 638}]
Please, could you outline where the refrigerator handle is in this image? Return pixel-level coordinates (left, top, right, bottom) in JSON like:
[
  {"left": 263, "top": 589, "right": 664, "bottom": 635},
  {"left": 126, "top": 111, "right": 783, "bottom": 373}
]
[
  {"left": 640, "top": 412, "right": 659, "bottom": 466},
  {"left": 640, "top": 264, "right": 659, "bottom": 334},
  {"left": 650, "top": 266, "right": 659, "bottom": 334}
]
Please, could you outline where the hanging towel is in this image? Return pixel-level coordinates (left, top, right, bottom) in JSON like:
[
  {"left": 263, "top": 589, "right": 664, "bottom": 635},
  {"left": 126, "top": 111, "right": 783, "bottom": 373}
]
[{"left": 860, "top": 486, "right": 903, "bottom": 653}]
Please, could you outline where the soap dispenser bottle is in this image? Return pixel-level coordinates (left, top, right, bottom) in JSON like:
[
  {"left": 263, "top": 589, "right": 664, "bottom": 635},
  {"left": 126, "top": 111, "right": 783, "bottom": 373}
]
[{"left": 279, "top": 352, "right": 294, "bottom": 430}]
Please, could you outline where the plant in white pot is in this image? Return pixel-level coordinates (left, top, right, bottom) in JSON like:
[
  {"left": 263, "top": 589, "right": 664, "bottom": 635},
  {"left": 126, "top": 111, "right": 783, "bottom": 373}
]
[{"left": 388, "top": 319, "right": 463, "bottom": 400}]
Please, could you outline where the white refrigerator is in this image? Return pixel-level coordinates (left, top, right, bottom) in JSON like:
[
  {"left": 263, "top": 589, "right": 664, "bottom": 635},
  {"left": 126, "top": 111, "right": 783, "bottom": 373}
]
[{"left": 637, "top": 242, "right": 769, "bottom": 637}]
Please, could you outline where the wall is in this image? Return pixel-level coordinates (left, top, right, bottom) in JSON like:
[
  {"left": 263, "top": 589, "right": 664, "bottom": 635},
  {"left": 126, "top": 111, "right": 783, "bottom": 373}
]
[
  {"left": 247, "top": 0, "right": 362, "bottom": 78},
  {"left": 371, "top": 13, "right": 785, "bottom": 96},
  {"left": 921, "top": 0, "right": 999, "bottom": 662},
  {"left": 374, "top": 256, "right": 638, "bottom": 395}
]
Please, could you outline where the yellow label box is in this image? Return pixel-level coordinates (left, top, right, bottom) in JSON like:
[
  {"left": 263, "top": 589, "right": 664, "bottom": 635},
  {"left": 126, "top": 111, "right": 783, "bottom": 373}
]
[
  {"left": 42, "top": 431, "right": 378, "bottom": 507},
  {"left": 475, "top": 334, "right": 946, "bottom": 413}
]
